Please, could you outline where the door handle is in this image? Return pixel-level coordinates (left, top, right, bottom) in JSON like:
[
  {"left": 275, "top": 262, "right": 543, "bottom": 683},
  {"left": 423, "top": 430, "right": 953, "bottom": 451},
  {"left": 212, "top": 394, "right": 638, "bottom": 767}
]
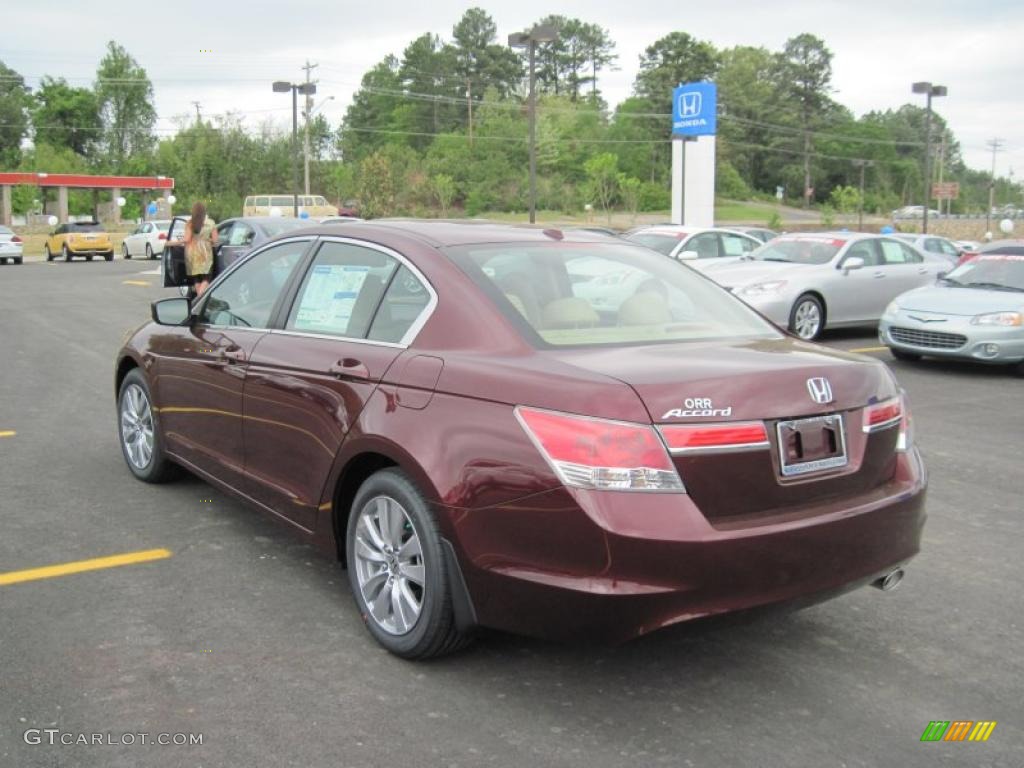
[
  {"left": 873, "top": 271, "right": 886, "bottom": 278},
  {"left": 329, "top": 357, "right": 369, "bottom": 380},
  {"left": 918, "top": 268, "right": 929, "bottom": 274},
  {"left": 220, "top": 345, "right": 246, "bottom": 364}
]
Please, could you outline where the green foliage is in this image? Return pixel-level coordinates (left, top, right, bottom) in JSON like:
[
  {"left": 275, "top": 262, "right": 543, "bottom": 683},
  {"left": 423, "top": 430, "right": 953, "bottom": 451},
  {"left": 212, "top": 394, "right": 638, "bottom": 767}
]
[
  {"left": 583, "top": 152, "right": 619, "bottom": 222},
  {"left": 716, "top": 160, "right": 751, "bottom": 200},
  {"left": 358, "top": 152, "right": 396, "bottom": 218},
  {"left": 32, "top": 77, "right": 102, "bottom": 159},
  {"left": 618, "top": 174, "right": 641, "bottom": 222},
  {"left": 819, "top": 203, "right": 836, "bottom": 228},
  {"left": 829, "top": 185, "right": 861, "bottom": 216},
  {"left": 767, "top": 211, "right": 783, "bottom": 230},
  {"left": 0, "top": 60, "right": 31, "bottom": 167},
  {"left": 95, "top": 41, "right": 156, "bottom": 168}
]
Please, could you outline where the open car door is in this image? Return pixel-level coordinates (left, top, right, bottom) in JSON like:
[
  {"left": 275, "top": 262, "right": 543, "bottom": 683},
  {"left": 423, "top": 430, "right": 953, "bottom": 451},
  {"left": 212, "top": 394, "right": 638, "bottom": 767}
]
[{"left": 162, "top": 216, "right": 190, "bottom": 289}]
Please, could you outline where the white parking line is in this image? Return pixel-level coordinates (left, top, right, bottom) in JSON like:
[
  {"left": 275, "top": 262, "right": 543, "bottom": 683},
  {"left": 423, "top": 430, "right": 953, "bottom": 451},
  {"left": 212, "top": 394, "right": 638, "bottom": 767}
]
[{"left": 138, "top": 267, "right": 161, "bottom": 276}]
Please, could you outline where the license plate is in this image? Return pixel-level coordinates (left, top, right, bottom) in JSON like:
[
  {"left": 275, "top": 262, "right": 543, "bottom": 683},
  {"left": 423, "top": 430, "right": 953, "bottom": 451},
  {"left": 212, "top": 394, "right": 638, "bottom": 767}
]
[{"left": 776, "top": 414, "right": 847, "bottom": 477}]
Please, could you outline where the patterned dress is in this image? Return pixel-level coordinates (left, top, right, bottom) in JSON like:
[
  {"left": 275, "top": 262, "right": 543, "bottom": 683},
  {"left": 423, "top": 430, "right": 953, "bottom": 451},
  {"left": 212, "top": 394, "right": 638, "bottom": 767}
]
[{"left": 185, "top": 217, "right": 216, "bottom": 277}]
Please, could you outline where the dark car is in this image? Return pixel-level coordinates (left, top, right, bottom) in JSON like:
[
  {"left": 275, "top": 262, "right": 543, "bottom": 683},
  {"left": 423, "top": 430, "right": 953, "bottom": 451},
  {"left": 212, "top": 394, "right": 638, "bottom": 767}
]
[
  {"left": 119, "top": 222, "right": 926, "bottom": 659},
  {"left": 163, "top": 215, "right": 311, "bottom": 294}
]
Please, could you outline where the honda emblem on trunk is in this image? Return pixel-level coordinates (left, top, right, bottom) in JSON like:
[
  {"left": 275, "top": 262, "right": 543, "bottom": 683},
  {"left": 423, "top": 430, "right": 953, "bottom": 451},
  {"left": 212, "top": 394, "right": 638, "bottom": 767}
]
[{"left": 807, "top": 377, "right": 833, "bottom": 405}]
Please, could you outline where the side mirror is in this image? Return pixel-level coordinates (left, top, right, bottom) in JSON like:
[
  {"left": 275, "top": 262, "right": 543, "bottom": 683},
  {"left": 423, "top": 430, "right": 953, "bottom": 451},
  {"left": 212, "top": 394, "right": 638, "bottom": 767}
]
[
  {"left": 677, "top": 250, "right": 699, "bottom": 261},
  {"left": 841, "top": 256, "right": 865, "bottom": 274},
  {"left": 151, "top": 297, "right": 192, "bottom": 326}
]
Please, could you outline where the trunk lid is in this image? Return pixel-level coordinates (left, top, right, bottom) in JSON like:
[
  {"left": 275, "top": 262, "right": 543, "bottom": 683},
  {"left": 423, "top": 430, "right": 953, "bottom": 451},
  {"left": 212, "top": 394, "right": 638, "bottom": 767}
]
[{"left": 549, "top": 337, "right": 901, "bottom": 524}]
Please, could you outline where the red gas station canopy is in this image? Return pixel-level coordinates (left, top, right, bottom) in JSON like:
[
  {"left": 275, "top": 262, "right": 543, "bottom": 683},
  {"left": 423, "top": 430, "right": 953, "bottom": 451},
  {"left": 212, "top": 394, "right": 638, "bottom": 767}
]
[{"left": 0, "top": 173, "right": 175, "bottom": 189}]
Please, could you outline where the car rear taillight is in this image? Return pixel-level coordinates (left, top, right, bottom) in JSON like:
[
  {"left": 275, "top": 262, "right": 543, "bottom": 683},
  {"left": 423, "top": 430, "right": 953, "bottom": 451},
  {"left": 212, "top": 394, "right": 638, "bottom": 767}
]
[
  {"left": 515, "top": 407, "right": 684, "bottom": 492},
  {"left": 158, "top": 232, "right": 167, "bottom": 240},
  {"left": 863, "top": 394, "right": 912, "bottom": 452},
  {"left": 659, "top": 422, "right": 768, "bottom": 453},
  {"left": 11, "top": 235, "right": 22, "bottom": 244}
]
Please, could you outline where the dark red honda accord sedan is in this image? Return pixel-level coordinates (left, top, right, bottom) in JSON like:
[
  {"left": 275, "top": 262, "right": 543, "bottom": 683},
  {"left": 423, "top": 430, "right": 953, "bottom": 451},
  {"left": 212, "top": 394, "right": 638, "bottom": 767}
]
[{"left": 115, "top": 221, "right": 926, "bottom": 658}]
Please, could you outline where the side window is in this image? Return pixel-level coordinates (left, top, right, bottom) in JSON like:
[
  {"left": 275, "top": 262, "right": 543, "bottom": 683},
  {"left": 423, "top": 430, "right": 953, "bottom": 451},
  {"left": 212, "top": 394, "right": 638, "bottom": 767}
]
[
  {"left": 271, "top": 196, "right": 292, "bottom": 207},
  {"left": 199, "top": 240, "right": 308, "bottom": 328},
  {"left": 939, "top": 240, "right": 959, "bottom": 258},
  {"left": 229, "top": 224, "right": 255, "bottom": 246},
  {"left": 243, "top": 197, "right": 254, "bottom": 208},
  {"left": 721, "top": 233, "right": 755, "bottom": 256},
  {"left": 216, "top": 222, "right": 234, "bottom": 243},
  {"left": 368, "top": 266, "right": 432, "bottom": 343},
  {"left": 879, "top": 240, "right": 920, "bottom": 264},
  {"left": 924, "top": 238, "right": 942, "bottom": 253},
  {"left": 844, "top": 241, "right": 880, "bottom": 266},
  {"left": 286, "top": 241, "right": 400, "bottom": 339},
  {"left": 255, "top": 196, "right": 269, "bottom": 208},
  {"left": 689, "top": 233, "right": 720, "bottom": 259},
  {"left": 315, "top": 196, "right": 327, "bottom": 206}
]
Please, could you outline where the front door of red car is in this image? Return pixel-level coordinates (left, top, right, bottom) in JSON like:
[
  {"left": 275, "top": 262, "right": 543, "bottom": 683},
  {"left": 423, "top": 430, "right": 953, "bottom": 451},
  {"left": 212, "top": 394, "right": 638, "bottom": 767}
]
[
  {"left": 155, "top": 238, "right": 312, "bottom": 492},
  {"left": 242, "top": 239, "right": 433, "bottom": 529}
]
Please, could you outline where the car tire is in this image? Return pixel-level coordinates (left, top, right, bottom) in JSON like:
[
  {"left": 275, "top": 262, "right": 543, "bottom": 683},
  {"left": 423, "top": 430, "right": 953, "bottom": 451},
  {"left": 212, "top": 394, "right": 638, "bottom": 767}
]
[
  {"left": 0, "top": 257, "right": 6, "bottom": 265},
  {"left": 346, "top": 468, "right": 470, "bottom": 659},
  {"left": 62, "top": 244, "right": 71, "bottom": 262},
  {"left": 789, "top": 294, "right": 824, "bottom": 341},
  {"left": 45, "top": 245, "right": 53, "bottom": 262},
  {"left": 104, "top": 251, "right": 113, "bottom": 262},
  {"left": 14, "top": 257, "right": 22, "bottom": 265},
  {"left": 891, "top": 348, "right": 921, "bottom": 362},
  {"left": 117, "top": 368, "right": 178, "bottom": 483},
  {"left": 86, "top": 254, "right": 94, "bottom": 262},
  {"left": 145, "top": 243, "right": 154, "bottom": 259},
  {"left": 123, "top": 243, "right": 131, "bottom": 259}
]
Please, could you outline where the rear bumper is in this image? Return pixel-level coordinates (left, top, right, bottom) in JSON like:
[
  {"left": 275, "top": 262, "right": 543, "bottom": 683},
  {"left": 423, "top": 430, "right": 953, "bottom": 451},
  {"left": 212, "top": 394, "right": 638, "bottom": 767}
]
[{"left": 449, "top": 448, "right": 926, "bottom": 643}]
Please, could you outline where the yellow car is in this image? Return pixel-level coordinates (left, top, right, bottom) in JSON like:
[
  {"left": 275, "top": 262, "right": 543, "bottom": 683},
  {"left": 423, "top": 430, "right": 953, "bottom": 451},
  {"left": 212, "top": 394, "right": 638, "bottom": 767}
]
[{"left": 44, "top": 221, "right": 114, "bottom": 262}]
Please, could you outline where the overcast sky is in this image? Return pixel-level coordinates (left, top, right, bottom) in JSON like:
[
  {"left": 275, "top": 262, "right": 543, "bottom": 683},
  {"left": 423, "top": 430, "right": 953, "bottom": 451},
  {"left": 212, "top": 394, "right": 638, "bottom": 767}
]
[{"left": 5, "top": 0, "right": 1023, "bottom": 181}]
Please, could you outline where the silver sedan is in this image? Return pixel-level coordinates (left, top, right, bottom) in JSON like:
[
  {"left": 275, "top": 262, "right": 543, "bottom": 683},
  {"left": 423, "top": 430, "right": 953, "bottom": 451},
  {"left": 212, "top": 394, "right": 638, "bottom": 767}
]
[
  {"left": 880, "top": 242, "right": 1024, "bottom": 372},
  {"left": 700, "top": 232, "right": 947, "bottom": 340}
]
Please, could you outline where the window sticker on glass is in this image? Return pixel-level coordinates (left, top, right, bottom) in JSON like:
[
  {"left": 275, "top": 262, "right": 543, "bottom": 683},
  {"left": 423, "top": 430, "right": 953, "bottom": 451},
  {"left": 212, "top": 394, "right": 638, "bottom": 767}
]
[{"left": 294, "top": 264, "right": 371, "bottom": 334}]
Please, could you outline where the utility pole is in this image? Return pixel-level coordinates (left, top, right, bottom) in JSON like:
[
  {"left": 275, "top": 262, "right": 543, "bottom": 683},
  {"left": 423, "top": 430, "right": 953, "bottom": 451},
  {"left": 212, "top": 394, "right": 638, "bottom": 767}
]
[
  {"left": 852, "top": 159, "right": 873, "bottom": 231},
  {"left": 467, "top": 79, "right": 473, "bottom": 148},
  {"left": 191, "top": 101, "right": 202, "bottom": 124},
  {"left": 802, "top": 132, "right": 812, "bottom": 209},
  {"left": 936, "top": 133, "right": 947, "bottom": 215},
  {"left": 985, "top": 138, "right": 1004, "bottom": 235},
  {"left": 302, "top": 61, "right": 319, "bottom": 196}
]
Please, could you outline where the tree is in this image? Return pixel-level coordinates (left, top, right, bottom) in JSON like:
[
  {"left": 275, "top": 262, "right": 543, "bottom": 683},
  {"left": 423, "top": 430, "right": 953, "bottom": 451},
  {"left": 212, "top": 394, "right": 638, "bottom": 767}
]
[
  {"left": 451, "top": 8, "right": 522, "bottom": 99},
  {"left": 618, "top": 174, "right": 641, "bottom": 222},
  {"left": 432, "top": 174, "right": 456, "bottom": 215},
  {"left": 634, "top": 32, "right": 719, "bottom": 105},
  {"left": 95, "top": 42, "right": 156, "bottom": 167},
  {"left": 531, "top": 16, "right": 617, "bottom": 101},
  {"left": 32, "top": 77, "right": 102, "bottom": 159},
  {"left": 584, "top": 152, "right": 619, "bottom": 222},
  {"left": 0, "top": 60, "right": 31, "bottom": 167},
  {"left": 775, "top": 34, "right": 833, "bottom": 207},
  {"left": 358, "top": 152, "right": 395, "bottom": 217},
  {"left": 340, "top": 55, "right": 404, "bottom": 161}
]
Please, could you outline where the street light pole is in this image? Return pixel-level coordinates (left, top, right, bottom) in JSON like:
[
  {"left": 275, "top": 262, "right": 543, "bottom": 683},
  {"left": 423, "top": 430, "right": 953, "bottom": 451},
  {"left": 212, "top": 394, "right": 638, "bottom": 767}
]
[
  {"left": 274, "top": 80, "right": 316, "bottom": 218},
  {"left": 912, "top": 81, "right": 947, "bottom": 234},
  {"left": 509, "top": 24, "right": 559, "bottom": 225}
]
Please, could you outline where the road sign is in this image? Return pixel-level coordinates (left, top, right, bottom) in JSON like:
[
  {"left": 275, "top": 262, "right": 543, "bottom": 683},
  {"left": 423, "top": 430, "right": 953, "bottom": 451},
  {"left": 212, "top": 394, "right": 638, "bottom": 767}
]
[
  {"left": 672, "top": 82, "right": 717, "bottom": 137},
  {"left": 932, "top": 181, "right": 959, "bottom": 200}
]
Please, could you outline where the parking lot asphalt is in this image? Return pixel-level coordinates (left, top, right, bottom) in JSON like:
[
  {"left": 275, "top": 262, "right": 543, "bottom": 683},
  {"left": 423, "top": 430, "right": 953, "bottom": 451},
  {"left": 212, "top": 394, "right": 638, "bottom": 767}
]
[{"left": 1, "top": 259, "right": 1022, "bottom": 768}]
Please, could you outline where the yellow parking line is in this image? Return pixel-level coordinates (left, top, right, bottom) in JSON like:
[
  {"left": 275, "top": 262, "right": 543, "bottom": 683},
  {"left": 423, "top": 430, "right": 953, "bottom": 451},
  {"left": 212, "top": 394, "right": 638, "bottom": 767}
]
[
  {"left": 122, "top": 280, "right": 151, "bottom": 286},
  {"left": 0, "top": 548, "right": 172, "bottom": 586},
  {"left": 0, "top": 430, "right": 15, "bottom": 438},
  {"left": 848, "top": 346, "right": 889, "bottom": 354}
]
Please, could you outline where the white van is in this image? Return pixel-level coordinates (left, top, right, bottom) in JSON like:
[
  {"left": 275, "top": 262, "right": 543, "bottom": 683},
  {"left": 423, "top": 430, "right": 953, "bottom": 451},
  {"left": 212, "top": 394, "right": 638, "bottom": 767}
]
[{"left": 243, "top": 194, "right": 337, "bottom": 219}]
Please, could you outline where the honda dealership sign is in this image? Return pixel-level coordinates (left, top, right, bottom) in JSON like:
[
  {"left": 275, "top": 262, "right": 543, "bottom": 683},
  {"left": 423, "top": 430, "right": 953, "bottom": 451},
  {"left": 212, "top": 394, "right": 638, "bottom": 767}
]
[{"left": 672, "top": 82, "right": 717, "bottom": 137}]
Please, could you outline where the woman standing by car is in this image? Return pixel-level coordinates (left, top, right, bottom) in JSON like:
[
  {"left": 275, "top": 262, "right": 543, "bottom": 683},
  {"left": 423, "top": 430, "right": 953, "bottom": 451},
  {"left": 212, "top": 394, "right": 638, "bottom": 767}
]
[{"left": 184, "top": 201, "right": 218, "bottom": 297}]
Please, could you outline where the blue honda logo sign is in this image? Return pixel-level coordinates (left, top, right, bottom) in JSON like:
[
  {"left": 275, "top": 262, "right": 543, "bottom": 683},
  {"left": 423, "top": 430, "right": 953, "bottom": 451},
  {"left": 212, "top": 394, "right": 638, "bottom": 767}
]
[{"left": 672, "top": 82, "right": 717, "bottom": 137}]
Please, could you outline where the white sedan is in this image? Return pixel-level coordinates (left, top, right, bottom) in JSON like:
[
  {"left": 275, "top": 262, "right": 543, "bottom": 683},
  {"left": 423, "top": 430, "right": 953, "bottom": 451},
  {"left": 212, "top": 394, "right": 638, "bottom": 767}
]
[
  {"left": 625, "top": 226, "right": 762, "bottom": 266},
  {"left": 122, "top": 220, "right": 171, "bottom": 260}
]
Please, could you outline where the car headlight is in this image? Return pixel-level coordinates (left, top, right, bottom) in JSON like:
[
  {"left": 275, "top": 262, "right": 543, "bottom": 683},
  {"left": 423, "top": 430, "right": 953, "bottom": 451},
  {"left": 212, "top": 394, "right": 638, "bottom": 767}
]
[
  {"left": 738, "top": 280, "right": 787, "bottom": 297},
  {"left": 883, "top": 299, "right": 901, "bottom": 318},
  {"left": 971, "top": 312, "right": 1023, "bottom": 327}
]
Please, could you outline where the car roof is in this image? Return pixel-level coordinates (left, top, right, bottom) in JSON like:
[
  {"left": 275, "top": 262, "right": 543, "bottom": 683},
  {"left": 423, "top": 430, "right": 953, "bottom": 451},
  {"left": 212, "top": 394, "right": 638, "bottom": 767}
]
[{"left": 284, "top": 220, "right": 619, "bottom": 248}]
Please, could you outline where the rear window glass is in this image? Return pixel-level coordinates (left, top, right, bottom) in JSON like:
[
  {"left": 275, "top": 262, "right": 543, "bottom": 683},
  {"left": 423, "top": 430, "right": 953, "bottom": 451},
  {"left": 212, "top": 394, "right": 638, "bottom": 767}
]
[
  {"left": 260, "top": 219, "right": 308, "bottom": 238},
  {"left": 70, "top": 222, "right": 103, "bottom": 232},
  {"left": 626, "top": 233, "right": 681, "bottom": 256},
  {"left": 750, "top": 237, "right": 844, "bottom": 265},
  {"left": 447, "top": 242, "right": 781, "bottom": 348},
  {"left": 155, "top": 222, "right": 170, "bottom": 231}
]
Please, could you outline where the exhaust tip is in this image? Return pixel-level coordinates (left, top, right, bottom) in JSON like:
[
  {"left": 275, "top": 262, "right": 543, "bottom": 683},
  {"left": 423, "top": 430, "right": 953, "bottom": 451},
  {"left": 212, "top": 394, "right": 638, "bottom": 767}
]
[{"left": 873, "top": 567, "right": 905, "bottom": 592}]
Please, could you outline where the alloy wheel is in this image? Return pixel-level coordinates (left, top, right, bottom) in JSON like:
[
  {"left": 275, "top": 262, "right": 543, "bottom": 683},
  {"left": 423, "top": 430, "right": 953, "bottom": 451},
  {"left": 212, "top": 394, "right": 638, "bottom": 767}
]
[
  {"left": 793, "top": 299, "right": 822, "bottom": 340},
  {"left": 120, "top": 383, "right": 154, "bottom": 470},
  {"left": 353, "top": 495, "right": 425, "bottom": 635}
]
